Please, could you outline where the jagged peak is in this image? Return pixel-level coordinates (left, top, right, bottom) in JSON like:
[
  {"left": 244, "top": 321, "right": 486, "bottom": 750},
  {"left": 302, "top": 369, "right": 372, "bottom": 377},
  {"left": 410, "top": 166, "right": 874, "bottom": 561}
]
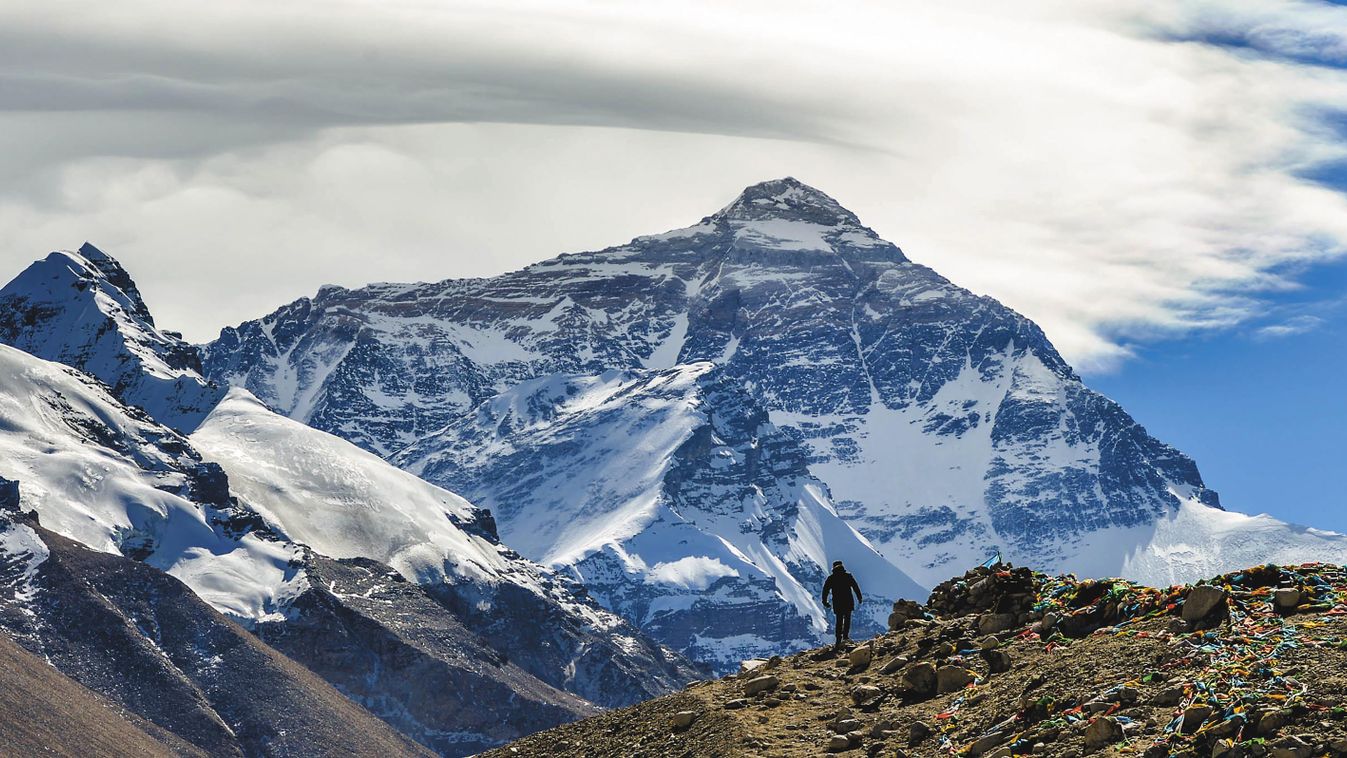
[
  {"left": 23, "top": 243, "right": 157, "bottom": 327},
  {"left": 711, "top": 177, "right": 861, "bottom": 227}
]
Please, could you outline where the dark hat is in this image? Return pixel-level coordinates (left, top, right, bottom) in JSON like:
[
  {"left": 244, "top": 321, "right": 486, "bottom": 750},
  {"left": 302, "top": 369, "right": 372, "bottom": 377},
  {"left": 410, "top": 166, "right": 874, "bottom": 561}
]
[{"left": 832, "top": 560, "right": 844, "bottom": 569}]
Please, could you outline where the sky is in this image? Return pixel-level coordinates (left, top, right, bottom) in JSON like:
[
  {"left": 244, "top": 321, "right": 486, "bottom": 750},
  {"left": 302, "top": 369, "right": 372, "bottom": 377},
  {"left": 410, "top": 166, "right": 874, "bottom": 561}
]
[{"left": 1, "top": 1, "right": 1345, "bottom": 524}]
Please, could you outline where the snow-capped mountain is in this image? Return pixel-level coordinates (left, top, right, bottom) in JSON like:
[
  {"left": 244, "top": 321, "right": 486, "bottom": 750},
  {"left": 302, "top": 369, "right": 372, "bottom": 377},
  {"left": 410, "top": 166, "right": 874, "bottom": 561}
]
[
  {"left": 205, "top": 177, "right": 1347, "bottom": 614},
  {"left": 0, "top": 247, "right": 699, "bottom": 754},
  {"left": 0, "top": 243, "right": 226, "bottom": 433}
]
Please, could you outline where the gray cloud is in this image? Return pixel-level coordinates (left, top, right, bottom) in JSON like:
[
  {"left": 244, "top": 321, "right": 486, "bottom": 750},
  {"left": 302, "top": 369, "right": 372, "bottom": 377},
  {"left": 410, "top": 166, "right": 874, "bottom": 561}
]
[{"left": 1, "top": 0, "right": 1346, "bottom": 370}]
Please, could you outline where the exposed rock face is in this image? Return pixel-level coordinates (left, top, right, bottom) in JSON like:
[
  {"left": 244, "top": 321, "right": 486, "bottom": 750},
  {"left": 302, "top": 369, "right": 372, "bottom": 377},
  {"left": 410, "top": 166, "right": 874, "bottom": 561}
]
[
  {"left": 0, "top": 243, "right": 226, "bottom": 432},
  {"left": 200, "top": 177, "right": 1256, "bottom": 600},
  {"left": 254, "top": 554, "right": 596, "bottom": 755}
]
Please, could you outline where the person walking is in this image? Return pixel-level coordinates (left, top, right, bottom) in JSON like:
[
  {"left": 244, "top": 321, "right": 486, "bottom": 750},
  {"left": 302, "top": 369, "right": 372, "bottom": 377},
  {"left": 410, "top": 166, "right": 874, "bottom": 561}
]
[{"left": 821, "top": 560, "right": 862, "bottom": 651}]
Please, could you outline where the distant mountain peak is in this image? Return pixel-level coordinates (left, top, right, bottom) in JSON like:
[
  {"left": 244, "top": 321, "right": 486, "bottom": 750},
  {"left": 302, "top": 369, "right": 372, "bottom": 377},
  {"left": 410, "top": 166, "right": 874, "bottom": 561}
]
[
  {"left": 712, "top": 177, "right": 861, "bottom": 227},
  {"left": 71, "top": 242, "right": 157, "bottom": 325}
]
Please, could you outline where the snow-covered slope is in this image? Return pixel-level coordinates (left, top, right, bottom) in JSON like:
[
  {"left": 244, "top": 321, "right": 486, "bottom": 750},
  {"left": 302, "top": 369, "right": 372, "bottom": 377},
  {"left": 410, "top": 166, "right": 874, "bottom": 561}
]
[
  {"left": 0, "top": 243, "right": 225, "bottom": 433},
  {"left": 205, "top": 176, "right": 1347, "bottom": 607},
  {"left": 0, "top": 343, "right": 303, "bottom": 621},
  {"left": 191, "top": 388, "right": 701, "bottom": 700},
  {"left": 394, "top": 363, "right": 925, "bottom": 670}
]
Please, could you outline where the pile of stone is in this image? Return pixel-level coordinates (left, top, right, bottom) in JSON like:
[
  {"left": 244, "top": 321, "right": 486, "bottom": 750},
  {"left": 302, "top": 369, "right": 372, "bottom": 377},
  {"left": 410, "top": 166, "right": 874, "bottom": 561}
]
[{"left": 925, "top": 564, "right": 1040, "bottom": 636}]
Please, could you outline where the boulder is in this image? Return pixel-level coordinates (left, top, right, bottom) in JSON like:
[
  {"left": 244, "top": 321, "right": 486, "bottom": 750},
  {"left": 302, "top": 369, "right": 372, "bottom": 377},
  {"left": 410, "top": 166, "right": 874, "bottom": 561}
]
[
  {"left": 908, "top": 721, "right": 934, "bottom": 746},
  {"left": 1150, "top": 686, "right": 1185, "bottom": 706},
  {"left": 744, "top": 675, "right": 779, "bottom": 696},
  {"left": 1181, "top": 585, "right": 1227, "bottom": 622},
  {"left": 879, "top": 656, "right": 909, "bottom": 675},
  {"left": 982, "top": 649, "right": 1012, "bottom": 675},
  {"left": 832, "top": 718, "right": 863, "bottom": 735},
  {"left": 850, "top": 685, "right": 882, "bottom": 705},
  {"left": 827, "top": 734, "right": 852, "bottom": 752},
  {"left": 1273, "top": 588, "right": 1302, "bottom": 612},
  {"left": 739, "top": 659, "right": 768, "bottom": 675},
  {"left": 977, "top": 613, "right": 1017, "bottom": 636},
  {"left": 1270, "top": 736, "right": 1313, "bottom": 758},
  {"left": 901, "top": 662, "right": 937, "bottom": 697},
  {"left": 1084, "top": 717, "right": 1123, "bottom": 751},
  {"left": 848, "top": 644, "right": 873, "bottom": 671},
  {"left": 935, "top": 666, "right": 975, "bottom": 694},
  {"left": 671, "top": 711, "right": 696, "bottom": 729},
  {"left": 969, "top": 731, "right": 1010, "bottom": 756},
  {"left": 1181, "top": 704, "right": 1214, "bottom": 734},
  {"left": 1256, "top": 708, "right": 1294, "bottom": 736}
]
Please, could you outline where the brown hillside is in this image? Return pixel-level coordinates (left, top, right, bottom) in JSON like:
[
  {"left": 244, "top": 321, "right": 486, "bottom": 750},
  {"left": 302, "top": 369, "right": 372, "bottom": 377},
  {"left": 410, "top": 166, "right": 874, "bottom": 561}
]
[
  {"left": 0, "top": 631, "right": 205, "bottom": 757},
  {"left": 486, "top": 563, "right": 1347, "bottom": 758}
]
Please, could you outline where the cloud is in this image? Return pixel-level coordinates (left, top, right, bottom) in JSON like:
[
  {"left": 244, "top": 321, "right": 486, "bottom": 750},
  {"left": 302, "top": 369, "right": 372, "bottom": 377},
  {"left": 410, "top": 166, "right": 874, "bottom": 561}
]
[
  {"left": 1254, "top": 314, "right": 1326, "bottom": 339},
  {"left": 1, "top": 0, "right": 1346, "bottom": 372}
]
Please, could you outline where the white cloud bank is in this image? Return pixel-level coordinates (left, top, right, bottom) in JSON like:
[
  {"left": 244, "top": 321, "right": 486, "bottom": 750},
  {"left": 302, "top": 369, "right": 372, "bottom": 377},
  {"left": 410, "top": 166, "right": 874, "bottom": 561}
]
[{"left": 1, "top": 0, "right": 1346, "bottom": 371}]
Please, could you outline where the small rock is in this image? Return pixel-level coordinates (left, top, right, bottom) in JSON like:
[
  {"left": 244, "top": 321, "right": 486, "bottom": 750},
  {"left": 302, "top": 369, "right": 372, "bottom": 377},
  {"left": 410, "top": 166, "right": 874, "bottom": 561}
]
[
  {"left": 744, "top": 675, "right": 779, "bottom": 696},
  {"left": 932, "top": 641, "right": 955, "bottom": 659},
  {"left": 880, "top": 655, "right": 909, "bottom": 675},
  {"left": 902, "top": 662, "right": 938, "bottom": 697},
  {"left": 1116, "top": 686, "right": 1139, "bottom": 705},
  {"left": 978, "top": 635, "right": 1000, "bottom": 651},
  {"left": 1181, "top": 704, "right": 1214, "bottom": 734},
  {"left": 1181, "top": 585, "right": 1228, "bottom": 622},
  {"left": 851, "top": 685, "right": 882, "bottom": 705},
  {"left": 936, "top": 665, "right": 976, "bottom": 694},
  {"left": 827, "top": 734, "right": 852, "bottom": 752},
  {"left": 724, "top": 698, "right": 748, "bottom": 710},
  {"left": 671, "top": 711, "right": 696, "bottom": 729},
  {"left": 1084, "top": 716, "right": 1124, "bottom": 750}
]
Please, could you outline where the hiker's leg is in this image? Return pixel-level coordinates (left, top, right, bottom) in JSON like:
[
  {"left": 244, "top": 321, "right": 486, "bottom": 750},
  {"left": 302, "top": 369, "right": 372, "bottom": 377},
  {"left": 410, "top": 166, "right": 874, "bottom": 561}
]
[
  {"left": 834, "top": 611, "right": 843, "bottom": 644},
  {"left": 840, "top": 610, "right": 851, "bottom": 641}
]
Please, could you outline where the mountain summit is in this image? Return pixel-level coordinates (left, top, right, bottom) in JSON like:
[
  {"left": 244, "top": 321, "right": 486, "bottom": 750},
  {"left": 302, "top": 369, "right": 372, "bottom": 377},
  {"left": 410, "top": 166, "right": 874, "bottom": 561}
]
[
  {"left": 711, "top": 176, "right": 864, "bottom": 226},
  {"left": 0, "top": 242, "right": 225, "bottom": 432},
  {"left": 203, "top": 178, "right": 1347, "bottom": 673}
]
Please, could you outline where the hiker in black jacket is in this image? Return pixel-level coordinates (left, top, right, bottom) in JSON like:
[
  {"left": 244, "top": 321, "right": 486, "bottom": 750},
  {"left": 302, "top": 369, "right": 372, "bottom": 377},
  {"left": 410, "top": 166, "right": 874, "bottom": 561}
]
[{"left": 821, "top": 560, "right": 862, "bottom": 650}]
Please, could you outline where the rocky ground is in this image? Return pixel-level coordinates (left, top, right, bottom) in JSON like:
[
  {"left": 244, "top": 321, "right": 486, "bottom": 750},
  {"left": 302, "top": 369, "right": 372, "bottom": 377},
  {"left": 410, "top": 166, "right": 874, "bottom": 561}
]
[{"left": 484, "top": 563, "right": 1347, "bottom": 757}]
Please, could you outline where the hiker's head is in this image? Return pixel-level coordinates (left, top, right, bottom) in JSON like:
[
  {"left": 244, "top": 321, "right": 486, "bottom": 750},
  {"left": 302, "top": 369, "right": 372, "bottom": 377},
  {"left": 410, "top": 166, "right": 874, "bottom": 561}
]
[{"left": 832, "top": 561, "right": 845, "bottom": 573}]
